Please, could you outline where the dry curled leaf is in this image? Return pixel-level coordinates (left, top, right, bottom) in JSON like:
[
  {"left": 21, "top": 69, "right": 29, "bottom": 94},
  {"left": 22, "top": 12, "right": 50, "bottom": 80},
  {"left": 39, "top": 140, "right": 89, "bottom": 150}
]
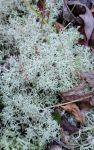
[{"left": 61, "top": 103, "right": 85, "bottom": 124}]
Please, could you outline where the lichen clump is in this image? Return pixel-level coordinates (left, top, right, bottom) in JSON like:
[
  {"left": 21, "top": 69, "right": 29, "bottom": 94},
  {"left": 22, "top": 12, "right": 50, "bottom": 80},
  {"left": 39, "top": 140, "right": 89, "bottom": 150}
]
[{"left": 0, "top": 0, "right": 94, "bottom": 150}]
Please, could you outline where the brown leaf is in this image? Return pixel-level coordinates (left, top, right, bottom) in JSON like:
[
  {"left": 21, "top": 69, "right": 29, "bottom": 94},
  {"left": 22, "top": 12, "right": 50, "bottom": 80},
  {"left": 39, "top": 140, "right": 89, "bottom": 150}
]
[
  {"left": 61, "top": 130, "right": 70, "bottom": 145},
  {"left": 57, "top": 0, "right": 75, "bottom": 23},
  {"left": 80, "top": 0, "right": 92, "bottom": 8},
  {"left": 54, "top": 22, "right": 64, "bottom": 32},
  {"left": 90, "top": 96, "right": 94, "bottom": 106},
  {"left": 37, "top": 0, "right": 46, "bottom": 12},
  {"left": 58, "top": 82, "right": 86, "bottom": 101},
  {"left": 58, "top": 85, "right": 93, "bottom": 111},
  {"left": 47, "top": 145, "right": 62, "bottom": 150},
  {"left": 89, "top": 29, "right": 94, "bottom": 47},
  {"left": 60, "top": 115, "right": 79, "bottom": 134},
  {"left": 61, "top": 103, "right": 85, "bottom": 124},
  {"left": 68, "top": 1, "right": 94, "bottom": 44},
  {"left": 46, "top": 140, "right": 70, "bottom": 150},
  {"left": 80, "top": 71, "right": 94, "bottom": 80},
  {"left": 78, "top": 100, "right": 91, "bottom": 111},
  {"left": 58, "top": 78, "right": 94, "bottom": 109},
  {"left": 80, "top": 71, "right": 94, "bottom": 88},
  {"left": 91, "top": 5, "right": 94, "bottom": 13}
]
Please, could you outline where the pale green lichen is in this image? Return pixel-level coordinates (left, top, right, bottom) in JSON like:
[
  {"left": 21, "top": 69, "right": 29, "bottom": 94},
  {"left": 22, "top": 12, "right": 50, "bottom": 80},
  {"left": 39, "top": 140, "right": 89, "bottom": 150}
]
[
  {"left": 70, "top": 109, "right": 94, "bottom": 150},
  {"left": 0, "top": 0, "right": 94, "bottom": 150}
]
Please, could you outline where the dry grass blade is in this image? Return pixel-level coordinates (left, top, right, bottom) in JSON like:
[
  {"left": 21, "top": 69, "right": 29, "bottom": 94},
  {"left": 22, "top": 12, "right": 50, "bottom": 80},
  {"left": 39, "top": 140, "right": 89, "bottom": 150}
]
[{"left": 49, "top": 94, "right": 92, "bottom": 109}]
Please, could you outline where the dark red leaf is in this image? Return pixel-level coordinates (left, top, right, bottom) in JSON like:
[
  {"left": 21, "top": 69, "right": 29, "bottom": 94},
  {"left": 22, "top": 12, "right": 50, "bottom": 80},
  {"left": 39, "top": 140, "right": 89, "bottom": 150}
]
[
  {"left": 60, "top": 115, "right": 79, "bottom": 134},
  {"left": 68, "top": 1, "right": 94, "bottom": 44},
  {"left": 89, "top": 29, "right": 94, "bottom": 47},
  {"left": 37, "top": 0, "right": 46, "bottom": 12}
]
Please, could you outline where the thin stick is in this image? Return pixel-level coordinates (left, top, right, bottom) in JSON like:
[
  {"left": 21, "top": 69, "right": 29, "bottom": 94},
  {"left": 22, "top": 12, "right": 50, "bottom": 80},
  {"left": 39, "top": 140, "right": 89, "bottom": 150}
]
[{"left": 49, "top": 95, "right": 92, "bottom": 108}]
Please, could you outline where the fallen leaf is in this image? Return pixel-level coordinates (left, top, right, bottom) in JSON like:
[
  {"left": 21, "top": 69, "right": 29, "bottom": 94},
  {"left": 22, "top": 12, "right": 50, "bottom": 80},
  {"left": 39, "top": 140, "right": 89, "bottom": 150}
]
[
  {"left": 58, "top": 82, "right": 86, "bottom": 101},
  {"left": 54, "top": 22, "right": 64, "bottom": 32},
  {"left": 78, "top": 100, "right": 92, "bottom": 111},
  {"left": 37, "top": 0, "right": 46, "bottom": 12},
  {"left": 60, "top": 115, "right": 79, "bottom": 134},
  {"left": 61, "top": 129, "right": 70, "bottom": 146},
  {"left": 90, "top": 96, "right": 94, "bottom": 106},
  {"left": 89, "top": 29, "right": 94, "bottom": 47},
  {"left": 80, "top": 71, "right": 94, "bottom": 106},
  {"left": 56, "top": 8, "right": 64, "bottom": 24},
  {"left": 61, "top": 129, "right": 75, "bottom": 150},
  {"left": 91, "top": 4, "right": 94, "bottom": 13},
  {"left": 80, "top": 0, "right": 92, "bottom": 8},
  {"left": 58, "top": 86, "right": 93, "bottom": 112},
  {"left": 61, "top": 103, "right": 85, "bottom": 124},
  {"left": 62, "top": 0, "right": 76, "bottom": 22},
  {"left": 68, "top": 1, "right": 94, "bottom": 44},
  {"left": 80, "top": 71, "right": 94, "bottom": 88},
  {"left": 46, "top": 140, "right": 70, "bottom": 150},
  {"left": 47, "top": 145, "right": 62, "bottom": 150},
  {"left": 80, "top": 71, "right": 94, "bottom": 80}
]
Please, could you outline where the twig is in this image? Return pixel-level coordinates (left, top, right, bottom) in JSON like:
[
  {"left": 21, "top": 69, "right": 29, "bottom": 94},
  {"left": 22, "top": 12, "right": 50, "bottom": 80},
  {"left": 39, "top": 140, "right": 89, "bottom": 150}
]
[{"left": 48, "top": 95, "right": 92, "bottom": 109}]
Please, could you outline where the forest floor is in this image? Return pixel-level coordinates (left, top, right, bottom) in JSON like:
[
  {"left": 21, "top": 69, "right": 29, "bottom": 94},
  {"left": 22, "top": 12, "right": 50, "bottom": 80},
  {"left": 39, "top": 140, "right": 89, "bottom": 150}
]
[{"left": 0, "top": 0, "right": 94, "bottom": 150}]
